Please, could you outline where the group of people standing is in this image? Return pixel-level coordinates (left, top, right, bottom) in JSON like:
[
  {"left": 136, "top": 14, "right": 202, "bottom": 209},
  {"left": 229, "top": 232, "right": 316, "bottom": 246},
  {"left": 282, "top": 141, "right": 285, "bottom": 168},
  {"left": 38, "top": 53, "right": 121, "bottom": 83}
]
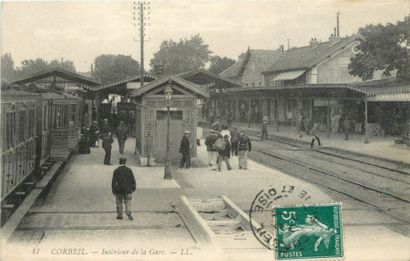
[
  {"left": 205, "top": 124, "right": 252, "bottom": 171},
  {"left": 85, "top": 118, "right": 129, "bottom": 165}
]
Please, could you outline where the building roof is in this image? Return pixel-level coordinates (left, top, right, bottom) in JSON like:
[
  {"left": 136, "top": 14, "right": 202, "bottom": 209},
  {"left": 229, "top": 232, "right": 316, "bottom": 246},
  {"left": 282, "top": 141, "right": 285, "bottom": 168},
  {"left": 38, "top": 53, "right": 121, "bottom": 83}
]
[
  {"left": 263, "top": 35, "right": 361, "bottom": 74},
  {"left": 83, "top": 74, "right": 156, "bottom": 92},
  {"left": 128, "top": 75, "right": 210, "bottom": 98},
  {"left": 11, "top": 67, "right": 100, "bottom": 86},
  {"left": 220, "top": 49, "right": 282, "bottom": 80},
  {"left": 348, "top": 79, "right": 410, "bottom": 96},
  {"left": 177, "top": 69, "right": 241, "bottom": 88}
]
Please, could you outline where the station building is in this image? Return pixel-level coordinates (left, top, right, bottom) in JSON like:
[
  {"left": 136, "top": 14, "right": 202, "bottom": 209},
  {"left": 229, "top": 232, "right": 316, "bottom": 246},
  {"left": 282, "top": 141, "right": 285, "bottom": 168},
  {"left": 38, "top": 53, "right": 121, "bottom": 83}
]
[{"left": 212, "top": 35, "right": 410, "bottom": 137}]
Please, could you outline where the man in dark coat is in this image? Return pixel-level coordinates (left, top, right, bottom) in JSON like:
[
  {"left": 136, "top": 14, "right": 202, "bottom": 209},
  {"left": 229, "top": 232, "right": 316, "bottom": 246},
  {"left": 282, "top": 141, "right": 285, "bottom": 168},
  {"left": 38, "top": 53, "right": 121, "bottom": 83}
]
[
  {"left": 217, "top": 135, "right": 232, "bottom": 171},
  {"left": 112, "top": 158, "right": 136, "bottom": 220},
  {"left": 101, "top": 132, "right": 114, "bottom": 165},
  {"left": 116, "top": 121, "right": 128, "bottom": 154},
  {"left": 229, "top": 126, "right": 240, "bottom": 156},
  {"left": 101, "top": 118, "right": 112, "bottom": 134},
  {"left": 238, "top": 131, "right": 252, "bottom": 170},
  {"left": 88, "top": 121, "right": 100, "bottom": 147},
  {"left": 342, "top": 116, "right": 350, "bottom": 141},
  {"left": 179, "top": 130, "right": 191, "bottom": 169}
]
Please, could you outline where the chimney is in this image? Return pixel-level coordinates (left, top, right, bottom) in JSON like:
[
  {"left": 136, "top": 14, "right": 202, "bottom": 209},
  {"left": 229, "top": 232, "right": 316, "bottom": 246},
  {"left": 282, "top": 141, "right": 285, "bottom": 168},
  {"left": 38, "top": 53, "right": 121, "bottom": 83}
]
[
  {"left": 309, "top": 38, "right": 319, "bottom": 47},
  {"left": 336, "top": 11, "right": 340, "bottom": 37}
]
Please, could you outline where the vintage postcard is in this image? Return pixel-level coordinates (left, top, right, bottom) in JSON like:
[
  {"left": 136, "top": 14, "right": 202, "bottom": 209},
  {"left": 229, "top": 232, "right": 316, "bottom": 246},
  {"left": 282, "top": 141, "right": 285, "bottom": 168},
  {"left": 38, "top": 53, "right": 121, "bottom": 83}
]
[{"left": 0, "top": 0, "right": 409, "bottom": 260}]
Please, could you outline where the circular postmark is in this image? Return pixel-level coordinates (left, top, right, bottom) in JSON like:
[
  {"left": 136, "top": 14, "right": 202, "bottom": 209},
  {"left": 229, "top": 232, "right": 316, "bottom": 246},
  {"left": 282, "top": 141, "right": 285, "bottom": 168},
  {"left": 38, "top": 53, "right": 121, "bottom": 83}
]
[{"left": 249, "top": 185, "right": 313, "bottom": 251}]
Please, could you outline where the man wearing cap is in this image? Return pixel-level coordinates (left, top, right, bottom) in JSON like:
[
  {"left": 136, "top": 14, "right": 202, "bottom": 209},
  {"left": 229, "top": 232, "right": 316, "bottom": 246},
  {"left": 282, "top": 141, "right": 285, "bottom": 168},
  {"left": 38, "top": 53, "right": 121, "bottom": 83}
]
[
  {"left": 179, "top": 130, "right": 192, "bottom": 169},
  {"left": 112, "top": 158, "right": 136, "bottom": 220},
  {"left": 238, "top": 131, "right": 252, "bottom": 170},
  {"left": 101, "top": 132, "right": 114, "bottom": 165}
]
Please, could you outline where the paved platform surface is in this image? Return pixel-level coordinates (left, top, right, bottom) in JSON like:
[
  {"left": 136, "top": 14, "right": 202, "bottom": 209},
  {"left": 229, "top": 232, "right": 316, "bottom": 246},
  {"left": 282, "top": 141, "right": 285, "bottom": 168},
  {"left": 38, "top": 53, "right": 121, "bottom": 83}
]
[
  {"left": 227, "top": 122, "right": 410, "bottom": 165},
  {"left": 175, "top": 129, "right": 410, "bottom": 261},
  {"left": 3, "top": 135, "right": 410, "bottom": 261}
]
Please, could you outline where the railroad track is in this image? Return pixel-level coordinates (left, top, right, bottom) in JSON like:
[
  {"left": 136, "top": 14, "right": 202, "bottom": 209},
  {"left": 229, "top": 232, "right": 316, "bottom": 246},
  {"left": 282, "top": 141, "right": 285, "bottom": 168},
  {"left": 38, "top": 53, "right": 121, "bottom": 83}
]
[{"left": 249, "top": 146, "right": 410, "bottom": 224}]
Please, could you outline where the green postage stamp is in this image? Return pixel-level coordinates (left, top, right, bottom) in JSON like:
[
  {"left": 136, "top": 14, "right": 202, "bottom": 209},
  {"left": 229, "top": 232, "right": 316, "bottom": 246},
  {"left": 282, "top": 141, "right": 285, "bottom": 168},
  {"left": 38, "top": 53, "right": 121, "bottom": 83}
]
[{"left": 274, "top": 203, "right": 344, "bottom": 260}]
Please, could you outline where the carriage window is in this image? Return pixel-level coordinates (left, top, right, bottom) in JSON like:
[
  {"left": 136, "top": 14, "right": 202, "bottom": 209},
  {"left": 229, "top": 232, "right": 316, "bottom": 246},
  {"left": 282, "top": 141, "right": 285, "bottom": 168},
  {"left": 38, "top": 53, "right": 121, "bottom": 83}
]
[
  {"left": 6, "top": 112, "right": 15, "bottom": 148},
  {"left": 43, "top": 104, "right": 48, "bottom": 131},
  {"left": 54, "top": 105, "right": 67, "bottom": 129},
  {"left": 156, "top": 111, "right": 183, "bottom": 120},
  {"left": 19, "top": 111, "right": 26, "bottom": 141},
  {"left": 29, "top": 109, "right": 35, "bottom": 136}
]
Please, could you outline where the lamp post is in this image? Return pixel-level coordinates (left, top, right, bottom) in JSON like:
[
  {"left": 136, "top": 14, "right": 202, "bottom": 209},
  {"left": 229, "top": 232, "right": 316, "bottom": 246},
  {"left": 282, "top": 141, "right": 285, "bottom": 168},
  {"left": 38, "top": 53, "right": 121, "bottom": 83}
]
[{"left": 164, "top": 83, "right": 173, "bottom": 179}]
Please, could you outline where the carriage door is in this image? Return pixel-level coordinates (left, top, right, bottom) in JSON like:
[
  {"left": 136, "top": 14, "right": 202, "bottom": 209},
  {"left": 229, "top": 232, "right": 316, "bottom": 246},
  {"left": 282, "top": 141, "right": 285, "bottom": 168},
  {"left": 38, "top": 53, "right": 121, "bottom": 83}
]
[{"left": 154, "top": 110, "right": 184, "bottom": 162}]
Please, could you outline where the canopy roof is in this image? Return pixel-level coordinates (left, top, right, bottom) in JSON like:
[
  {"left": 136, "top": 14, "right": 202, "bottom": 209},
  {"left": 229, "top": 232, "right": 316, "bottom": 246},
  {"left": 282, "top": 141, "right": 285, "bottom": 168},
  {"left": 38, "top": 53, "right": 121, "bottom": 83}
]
[
  {"left": 272, "top": 70, "right": 306, "bottom": 81},
  {"left": 84, "top": 74, "right": 156, "bottom": 92},
  {"left": 128, "top": 75, "right": 209, "bottom": 98},
  {"left": 11, "top": 67, "right": 100, "bottom": 86}
]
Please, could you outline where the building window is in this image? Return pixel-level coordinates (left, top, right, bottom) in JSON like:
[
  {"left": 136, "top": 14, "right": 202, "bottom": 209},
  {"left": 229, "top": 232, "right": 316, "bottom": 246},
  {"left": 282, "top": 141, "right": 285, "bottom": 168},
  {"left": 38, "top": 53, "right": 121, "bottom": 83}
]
[
  {"left": 259, "top": 82, "right": 262, "bottom": 86},
  {"left": 156, "top": 110, "right": 183, "bottom": 120},
  {"left": 245, "top": 83, "right": 248, "bottom": 87},
  {"left": 252, "top": 82, "right": 255, "bottom": 87},
  {"left": 339, "top": 58, "right": 350, "bottom": 68}
]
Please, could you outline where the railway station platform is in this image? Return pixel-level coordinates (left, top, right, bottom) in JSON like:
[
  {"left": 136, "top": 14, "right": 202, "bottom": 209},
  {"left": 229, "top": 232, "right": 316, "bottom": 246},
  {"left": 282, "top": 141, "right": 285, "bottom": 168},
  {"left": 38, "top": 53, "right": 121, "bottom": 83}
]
[
  {"left": 227, "top": 122, "right": 410, "bottom": 165},
  {"left": 3, "top": 135, "right": 410, "bottom": 261}
]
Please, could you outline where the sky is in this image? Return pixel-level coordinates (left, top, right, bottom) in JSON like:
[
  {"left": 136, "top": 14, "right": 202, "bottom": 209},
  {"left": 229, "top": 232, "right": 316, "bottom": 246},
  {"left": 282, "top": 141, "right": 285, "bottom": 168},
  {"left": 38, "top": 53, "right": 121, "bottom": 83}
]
[{"left": 1, "top": 0, "right": 408, "bottom": 72}]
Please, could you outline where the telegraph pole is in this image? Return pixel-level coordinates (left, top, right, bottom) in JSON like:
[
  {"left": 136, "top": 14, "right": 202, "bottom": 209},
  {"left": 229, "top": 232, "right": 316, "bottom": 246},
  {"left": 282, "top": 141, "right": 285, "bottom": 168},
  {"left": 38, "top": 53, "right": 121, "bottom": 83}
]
[{"left": 133, "top": 1, "right": 150, "bottom": 87}]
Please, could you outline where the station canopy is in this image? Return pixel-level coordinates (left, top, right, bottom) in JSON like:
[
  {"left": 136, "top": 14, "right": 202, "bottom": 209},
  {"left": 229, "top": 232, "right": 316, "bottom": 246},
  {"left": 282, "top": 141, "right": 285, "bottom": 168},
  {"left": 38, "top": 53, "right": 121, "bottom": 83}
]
[
  {"left": 271, "top": 70, "right": 306, "bottom": 81},
  {"left": 83, "top": 74, "right": 156, "bottom": 95},
  {"left": 11, "top": 67, "right": 100, "bottom": 86},
  {"left": 348, "top": 79, "right": 410, "bottom": 102}
]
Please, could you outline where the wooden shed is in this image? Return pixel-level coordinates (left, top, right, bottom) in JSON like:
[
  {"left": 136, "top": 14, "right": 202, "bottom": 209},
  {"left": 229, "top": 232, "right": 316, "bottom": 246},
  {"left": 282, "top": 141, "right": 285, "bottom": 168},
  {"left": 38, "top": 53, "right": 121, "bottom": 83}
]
[{"left": 129, "top": 75, "right": 209, "bottom": 165}]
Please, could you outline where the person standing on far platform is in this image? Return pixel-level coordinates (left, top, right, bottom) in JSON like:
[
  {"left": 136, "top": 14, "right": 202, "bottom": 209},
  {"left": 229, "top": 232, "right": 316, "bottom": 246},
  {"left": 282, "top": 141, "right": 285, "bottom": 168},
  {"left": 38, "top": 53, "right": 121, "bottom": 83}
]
[
  {"left": 342, "top": 115, "right": 350, "bottom": 141},
  {"left": 261, "top": 115, "right": 269, "bottom": 141},
  {"left": 101, "top": 132, "right": 114, "bottom": 165},
  {"left": 116, "top": 121, "right": 128, "bottom": 154},
  {"left": 229, "top": 126, "right": 240, "bottom": 156},
  {"left": 112, "top": 158, "right": 136, "bottom": 220},
  {"left": 218, "top": 135, "right": 232, "bottom": 171},
  {"left": 309, "top": 123, "right": 322, "bottom": 149},
  {"left": 238, "top": 131, "right": 252, "bottom": 170},
  {"left": 179, "top": 130, "right": 191, "bottom": 169}
]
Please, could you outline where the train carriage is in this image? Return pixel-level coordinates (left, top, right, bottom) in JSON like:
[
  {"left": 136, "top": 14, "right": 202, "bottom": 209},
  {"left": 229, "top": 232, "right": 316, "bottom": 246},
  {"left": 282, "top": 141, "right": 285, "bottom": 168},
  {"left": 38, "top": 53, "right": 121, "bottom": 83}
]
[{"left": 1, "top": 90, "right": 40, "bottom": 201}]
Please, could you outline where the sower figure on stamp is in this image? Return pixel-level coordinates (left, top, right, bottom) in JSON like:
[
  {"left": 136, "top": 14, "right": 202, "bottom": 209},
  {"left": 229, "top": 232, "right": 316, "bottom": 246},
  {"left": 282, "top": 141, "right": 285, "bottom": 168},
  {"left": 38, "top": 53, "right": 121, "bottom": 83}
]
[
  {"left": 179, "top": 130, "right": 191, "bottom": 169},
  {"left": 217, "top": 135, "right": 232, "bottom": 171},
  {"left": 116, "top": 121, "right": 128, "bottom": 154},
  {"left": 238, "top": 131, "right": 252, "bottom": 170},
  {"left": 112, "top": 158, "right": 136, "bottom": 220},
  {"left": 101, "top": 132, "right": 114, "bottom": 165}
]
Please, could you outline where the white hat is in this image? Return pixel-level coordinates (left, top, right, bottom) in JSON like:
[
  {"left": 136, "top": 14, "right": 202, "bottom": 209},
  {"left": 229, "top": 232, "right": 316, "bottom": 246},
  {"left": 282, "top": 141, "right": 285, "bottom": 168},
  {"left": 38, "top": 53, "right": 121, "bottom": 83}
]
[{"left": 184, "top": 130, "right": 190, "bottom": 134}]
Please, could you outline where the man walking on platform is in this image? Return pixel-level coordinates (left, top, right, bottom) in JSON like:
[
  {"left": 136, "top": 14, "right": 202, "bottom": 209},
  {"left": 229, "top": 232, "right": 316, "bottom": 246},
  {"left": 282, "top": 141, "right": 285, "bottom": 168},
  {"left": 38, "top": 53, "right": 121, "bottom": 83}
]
[
  {"left": 179, "top": 130, "right": 191, "bottom": 169},
  {"left": 116, "top": 121, "right": 128, "bottom": 154},
  {"left": 205, "top": 130, "right": 222, "bottom": 170},
  {"left": 238, "top": 131, "right": 252, "bottom": 170},
  {"left": 101, "top": 132, "right": 114, "bottom": 165},
  {"left": 218, "top": 135, "right": 232, "bottom": 171},
  {"left": 112, "top": 158, "right": 136, "bottom": 220}
]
